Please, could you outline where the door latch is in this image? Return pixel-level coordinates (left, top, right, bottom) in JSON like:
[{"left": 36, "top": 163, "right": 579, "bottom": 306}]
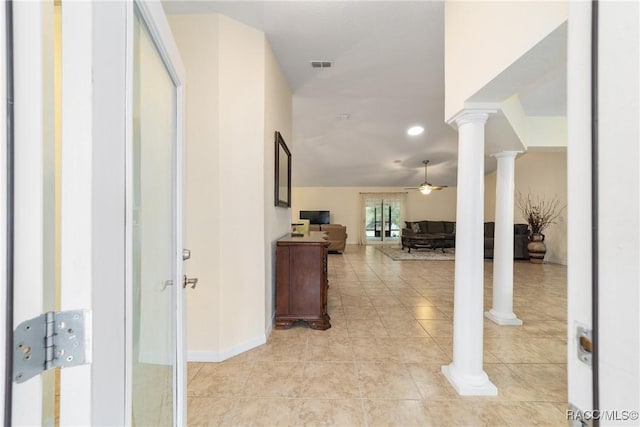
[
  {"left": 13, "top": 310, "right": 91, "bottom": 383},
  {"left": 576, "top": 326, "right": 592, "bottom": 366}
]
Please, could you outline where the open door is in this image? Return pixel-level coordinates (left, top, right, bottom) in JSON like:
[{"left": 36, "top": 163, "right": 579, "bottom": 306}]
[
  {"left": 130, "top": 3, "right": 187, "bottom": 425},
  {"left": 3, "top": 1, "right": 186, "bottom": 425}
]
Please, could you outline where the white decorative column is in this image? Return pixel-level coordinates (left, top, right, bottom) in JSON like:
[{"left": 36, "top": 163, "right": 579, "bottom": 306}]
[
  {"left": 442, "top": 109, "right": 497, "bottom": 396},
  {"left": 485, "top": 151, "right": 523, "bottom": 326}
]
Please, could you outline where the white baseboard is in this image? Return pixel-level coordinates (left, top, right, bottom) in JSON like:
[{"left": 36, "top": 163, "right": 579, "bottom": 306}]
[
  {"left": 187, "top": 334, "right": 266, "bottom": 362},
  {"left": 265, "top": 314, "right": 274, "bottom": 340}
]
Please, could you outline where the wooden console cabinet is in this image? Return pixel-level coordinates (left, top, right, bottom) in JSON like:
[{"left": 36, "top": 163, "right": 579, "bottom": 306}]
[{"left": 275, "top": 232, "right": 330, "bottom": 330}]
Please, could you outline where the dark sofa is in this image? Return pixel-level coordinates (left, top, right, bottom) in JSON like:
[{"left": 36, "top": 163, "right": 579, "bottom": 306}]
[
  {"left": 484, "top": 222, "right": 530, "bottom": 260},
  {"left": 401, "top": 220, "right": 456, "bottom": 250},
  {"left": 402, "top": 220, "right": 530, "bottom": 260}
]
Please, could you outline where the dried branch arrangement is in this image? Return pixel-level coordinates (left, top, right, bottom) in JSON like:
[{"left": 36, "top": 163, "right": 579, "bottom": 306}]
[{"left": 516, "top": 192, "right": 565, "bottom": 235}]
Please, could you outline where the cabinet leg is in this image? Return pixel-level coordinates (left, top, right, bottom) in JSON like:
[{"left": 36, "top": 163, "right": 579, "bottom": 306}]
[
  {"left": 275, "top": 319, "right": 294, "bottom": 329},
  {"left": 308, "top": 319, "right": 331, "bottom": 330}
]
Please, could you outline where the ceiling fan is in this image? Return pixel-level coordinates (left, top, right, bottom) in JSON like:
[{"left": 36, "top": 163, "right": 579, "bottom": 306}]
[{"left": 405, "top": 160, "right": 448, "bottom": 194}]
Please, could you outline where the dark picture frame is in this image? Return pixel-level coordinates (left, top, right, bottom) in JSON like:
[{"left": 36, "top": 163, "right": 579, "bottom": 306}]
[{"left": 274, "top": 131, "right": 291, "bottom": 207}]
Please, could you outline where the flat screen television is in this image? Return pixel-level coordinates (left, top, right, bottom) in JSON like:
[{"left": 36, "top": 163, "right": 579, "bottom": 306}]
[{"left": 299, "top": 210, "right": 330, "bottom": 225}]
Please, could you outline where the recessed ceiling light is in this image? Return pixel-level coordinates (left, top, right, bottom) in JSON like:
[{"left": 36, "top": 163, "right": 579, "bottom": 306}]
[
  {"left": 407, "top": 126, "right": 424, "bottom": 136},
  {"left": 336, "top": 113, "right": 351, "bottom": 120}
]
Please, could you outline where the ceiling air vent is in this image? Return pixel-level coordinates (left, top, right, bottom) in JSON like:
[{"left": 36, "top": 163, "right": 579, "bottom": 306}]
[{"left": 311, "top": 61, "right": 332, "bottom": 68}]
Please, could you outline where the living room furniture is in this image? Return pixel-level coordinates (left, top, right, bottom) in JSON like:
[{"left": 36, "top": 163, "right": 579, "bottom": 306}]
[
  {"left": 402, "top": 234, "right": 450, "bottom": 253},
  {"left": 309, "top": 224, "right": 347, "bottom": 253},
  {"left": 402, "top": 220, "right": 530, "bottom": 260},
  {"left": 275, "top": 232, "right": 330, "bottom": 330},
  {"left": 401, "top": 220, "right": 456, "bottom": 250},
  {"left": 484, "top": 222, "right": 530, "bottom": 260}
]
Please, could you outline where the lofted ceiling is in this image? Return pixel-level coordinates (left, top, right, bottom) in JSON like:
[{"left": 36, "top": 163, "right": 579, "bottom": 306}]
[{"left": 163, "top": 1, "right": 566, "bottom": 188}]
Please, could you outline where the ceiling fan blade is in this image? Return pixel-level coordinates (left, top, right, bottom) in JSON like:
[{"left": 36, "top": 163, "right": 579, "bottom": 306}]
[
  {"left": 404, "top": 187, "right": 419, "bottom": 190},
  {"left": 431, "top": 185, "right": 448, "bottom": 190}
]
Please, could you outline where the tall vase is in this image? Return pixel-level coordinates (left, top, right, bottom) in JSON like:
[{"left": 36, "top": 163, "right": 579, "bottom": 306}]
[{"left": 527, "top": 233, "right": 546, "bottom": 263}]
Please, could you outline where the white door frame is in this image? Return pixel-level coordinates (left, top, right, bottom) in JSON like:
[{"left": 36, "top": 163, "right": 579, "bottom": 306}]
[
  {"left": 56, "top": 2, "right": 132, "bottom": 424},
  {"left": 0, "top": 0, "right": 6, "bottom": 418},
  {"left": 8, "top": 1, "right": 50, "bottom": 425},
  {"left": 566, "top": 1, "right": 594, "bottom": 415}
]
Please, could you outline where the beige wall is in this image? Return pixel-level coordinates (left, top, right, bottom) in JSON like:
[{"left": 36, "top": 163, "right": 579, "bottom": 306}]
[
  {"left": 484, "top": 151, "right": 567, "bottom": 264},
  {"left": 292, "top": 186, "right": 458, "bottom": 244},
  {"left": 217, "top": 15, "right": 266, "bottom": 353},
  {"left": 501, "top": 96, "right": 567, "bottom": 150},
  {"left": 444, "top": 1, "right": 568, "bottom": 120},
  {"left": 169, "top": 14, "right": 291, "bottom": 361},
  {"left": 169, "top": 15, "right": 222, "bottom": 354},
  {"left": 407, "top": 187, "right": 457, "bottom": 221}
]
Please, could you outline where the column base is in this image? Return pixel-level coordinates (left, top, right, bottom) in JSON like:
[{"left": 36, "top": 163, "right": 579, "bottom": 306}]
[
  {"left": 484, "top": 309, "right": 523, "bottom": 326},
  {"left": 441, "top": 364, "right": 498, "bottom": 396}
]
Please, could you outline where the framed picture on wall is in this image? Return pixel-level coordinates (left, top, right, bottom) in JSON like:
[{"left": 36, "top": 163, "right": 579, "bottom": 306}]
[{"left": 275, "top": 131, "right": 291, "bottom": 207}]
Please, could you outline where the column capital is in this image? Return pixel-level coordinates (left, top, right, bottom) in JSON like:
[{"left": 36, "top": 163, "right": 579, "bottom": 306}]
[
  {"left": 447, "top": 109, "right": 497, "bottom": 128},
  {"left": 491, "top": 150, "right": 522, "bottom": 159}
]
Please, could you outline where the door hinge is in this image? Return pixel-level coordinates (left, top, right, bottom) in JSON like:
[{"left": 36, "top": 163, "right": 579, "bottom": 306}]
[{"left": 13, "top": 309, "right": 91, "bottom": 383}]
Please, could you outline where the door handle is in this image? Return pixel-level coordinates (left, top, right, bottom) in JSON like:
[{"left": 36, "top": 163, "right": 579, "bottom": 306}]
[
  {"left": 161, "top": 279, "right": 173, "bottom": 291},
  {"left": 162, "top": 276, "right": 198, "bottom": 290},
  {"left": 183, "top": 276, "right": 198, "bottom": 289}
]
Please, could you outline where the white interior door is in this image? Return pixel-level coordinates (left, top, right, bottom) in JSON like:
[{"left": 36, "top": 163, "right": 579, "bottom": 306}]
[
  {"left": 130, "top": 3, "right": 186, "bottom": 426},
  {"left": 566, "top": 1, "right": 594, "bottom": 417},
  {"left": 4, "top": 1, "right": 186, "bottom": 425}
]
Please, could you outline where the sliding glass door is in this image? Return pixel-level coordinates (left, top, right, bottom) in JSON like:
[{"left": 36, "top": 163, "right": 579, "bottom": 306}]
[{"left": 362, "top": 194, "right": 405, "bottom": 243}]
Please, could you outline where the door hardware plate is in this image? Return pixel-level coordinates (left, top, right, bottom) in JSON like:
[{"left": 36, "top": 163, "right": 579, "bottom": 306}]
[
  {"left": 576, "top": 326, "right": 592, "bottom": 366},
  {"left": 13, "top": 310, "right": 91, "bottom": 383}
]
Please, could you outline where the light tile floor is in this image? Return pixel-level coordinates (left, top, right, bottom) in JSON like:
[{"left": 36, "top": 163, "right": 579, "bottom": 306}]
[{"left": 187, "top": 245, "right": 568, "bottom": 426}]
